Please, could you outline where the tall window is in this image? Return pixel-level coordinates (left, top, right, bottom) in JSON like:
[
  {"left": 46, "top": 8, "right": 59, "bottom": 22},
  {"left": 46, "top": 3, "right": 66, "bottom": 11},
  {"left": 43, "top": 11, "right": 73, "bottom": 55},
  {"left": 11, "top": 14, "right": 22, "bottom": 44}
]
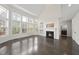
[
  {"left": 22, "top": 16, "right": 28, "bottom": 33},
  {"left": 12, "top": 12, "right": 21, "bottom": 34},
  {"left": 28, "top": 18, "right": 33, "bottom": 23},
  {"left": 28, "top": 23, "right": 34, "bottom": 33},
  {"left": 39, "top": 22, "right": 44, "bottom": 33},
  {"left": 34, "top": 19, "right": 38, "bottom": 32},
  {"left": 0, "top": 6, "right": 9, "bottom": 19},
  {"left": 34, "top": 24, "right": 38, "bottom": 32},
  {"left": 28, "top": 18, "right": 34, "bottom": 33},
  {"left": 0, "top": 5, "right": 9, "bottom": 36}
]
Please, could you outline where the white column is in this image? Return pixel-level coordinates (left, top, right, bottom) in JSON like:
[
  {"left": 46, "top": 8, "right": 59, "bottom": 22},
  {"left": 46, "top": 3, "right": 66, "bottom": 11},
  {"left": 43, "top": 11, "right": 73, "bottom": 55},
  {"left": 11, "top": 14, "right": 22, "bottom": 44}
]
[{"left": 8, "top": 10, "right": 12, "bottom": 37}]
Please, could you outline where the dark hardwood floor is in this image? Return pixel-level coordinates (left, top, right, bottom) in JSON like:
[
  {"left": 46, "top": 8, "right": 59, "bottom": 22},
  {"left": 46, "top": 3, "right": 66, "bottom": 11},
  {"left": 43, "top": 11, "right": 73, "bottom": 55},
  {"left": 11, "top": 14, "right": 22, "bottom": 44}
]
[{"left": 0, "top": 35, "right": 78, "bottom": 55}]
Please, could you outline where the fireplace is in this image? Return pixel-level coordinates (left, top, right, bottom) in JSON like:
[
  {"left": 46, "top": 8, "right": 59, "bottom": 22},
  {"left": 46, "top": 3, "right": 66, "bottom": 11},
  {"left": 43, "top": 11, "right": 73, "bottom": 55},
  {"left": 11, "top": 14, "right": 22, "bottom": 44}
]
[{"left": 46, "top": 31, "right": 54, "bottom": 39}]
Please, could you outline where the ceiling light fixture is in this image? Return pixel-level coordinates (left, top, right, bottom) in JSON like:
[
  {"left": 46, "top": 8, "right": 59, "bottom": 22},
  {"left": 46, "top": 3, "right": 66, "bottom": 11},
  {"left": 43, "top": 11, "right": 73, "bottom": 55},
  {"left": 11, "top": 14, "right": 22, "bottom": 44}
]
[{"left": 68, "top": 4, "right": 72, "bottom": 7}]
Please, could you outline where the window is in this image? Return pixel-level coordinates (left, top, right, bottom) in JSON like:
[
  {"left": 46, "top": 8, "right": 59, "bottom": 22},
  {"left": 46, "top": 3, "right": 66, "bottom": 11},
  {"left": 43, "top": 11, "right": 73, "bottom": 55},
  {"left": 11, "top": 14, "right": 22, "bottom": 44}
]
[
  {"left": 0, "top": 6, "right": 9, "bottom": 19},
  {"left": 28, "top": 18, "right": 34, "bottom": 33},
  {"left": 34, "top": 19, "right": 38, "bottom": 23},
  {"left": 28, "top": 18, "right": 38, "bottom": 33},
  {"left": 12, "top": 12, "right": 21, "bottom": 34},
  {"left": 34, "top": 24, "right": 38, "bottom": 32},
  {"left": 40, "top": 22, "right": 44, "bottom": 33},
  {"left": 28, "top": 18, "right": 34, "bottom": 23},
  {"left": 33, "top": 19, "right": 38, "bottom": 32},
  {"left": 0, "top": 6, "right": 9, "bottom": 36},
  {"left": 22, "top": 16, "right": 28, "bottom": 33},
  {"left": 28, "top": 23, "right": 34, "bottom": 33}
]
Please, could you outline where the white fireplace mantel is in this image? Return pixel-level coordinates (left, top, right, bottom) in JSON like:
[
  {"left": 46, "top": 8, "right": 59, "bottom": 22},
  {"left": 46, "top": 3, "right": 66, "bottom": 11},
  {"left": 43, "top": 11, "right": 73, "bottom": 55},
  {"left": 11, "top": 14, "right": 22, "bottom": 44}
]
[{"left": 46, "top": 27, "right": 55, "bottom": 31}]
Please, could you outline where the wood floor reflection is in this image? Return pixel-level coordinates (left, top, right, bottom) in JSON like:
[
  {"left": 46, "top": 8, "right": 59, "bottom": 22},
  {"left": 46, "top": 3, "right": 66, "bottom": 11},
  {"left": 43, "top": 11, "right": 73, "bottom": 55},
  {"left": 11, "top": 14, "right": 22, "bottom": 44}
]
[{"left": 0, "top": 35, "right": 78, "bottom": 55}]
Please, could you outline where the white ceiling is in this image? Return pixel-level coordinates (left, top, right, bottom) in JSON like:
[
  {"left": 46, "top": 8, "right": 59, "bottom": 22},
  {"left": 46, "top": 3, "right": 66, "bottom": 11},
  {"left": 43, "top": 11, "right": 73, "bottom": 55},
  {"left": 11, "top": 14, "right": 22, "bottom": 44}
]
[
  {"left": 16, "top": 4, "right": 79, "bottom": 21},
  {"left": 18, "top": 4, "right": 46, "bottom": 16},
  {"left": 61, "top": 4, "right": 79, "bottom": 21},
  {"left": 39, "top": 4, "right": 61, "bottom": 22}
]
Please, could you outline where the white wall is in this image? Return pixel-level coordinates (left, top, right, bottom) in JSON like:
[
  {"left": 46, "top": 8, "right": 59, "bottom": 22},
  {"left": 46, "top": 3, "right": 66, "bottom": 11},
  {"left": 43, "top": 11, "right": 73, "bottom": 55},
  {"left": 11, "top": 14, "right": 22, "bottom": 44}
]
[
  {"left": 67, "top": 20, "right": 72, "bottom": 37},
  {"left": 72, "top": 12, "right": 79, "bottom": 45}
]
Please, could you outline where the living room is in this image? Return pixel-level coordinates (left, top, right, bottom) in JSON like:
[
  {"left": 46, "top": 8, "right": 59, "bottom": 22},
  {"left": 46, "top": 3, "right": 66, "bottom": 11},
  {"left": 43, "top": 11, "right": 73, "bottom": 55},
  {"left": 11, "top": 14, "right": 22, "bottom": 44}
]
[{"left": 0, "top": 4, "right": 79, "bottom": 55}]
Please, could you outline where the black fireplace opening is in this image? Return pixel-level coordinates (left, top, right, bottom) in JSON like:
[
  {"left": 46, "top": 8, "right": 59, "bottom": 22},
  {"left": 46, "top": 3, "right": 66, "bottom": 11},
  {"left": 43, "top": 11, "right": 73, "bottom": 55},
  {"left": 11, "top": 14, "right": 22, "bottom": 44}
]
[{"left": 46, "top": 31, "right": 54, "bottom": 39}]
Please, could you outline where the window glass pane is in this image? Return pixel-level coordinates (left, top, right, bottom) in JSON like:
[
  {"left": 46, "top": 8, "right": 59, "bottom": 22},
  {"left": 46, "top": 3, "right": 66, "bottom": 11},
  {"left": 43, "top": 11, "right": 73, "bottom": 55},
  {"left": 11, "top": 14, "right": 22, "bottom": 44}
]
[
  {"left": 0, "top": 6, "right": 9, "bottom": 36},
  {"left": 22, "top": 23, "right": 27, "bottom": 33},
  {"left": 12, "top": 12, "right": 21, "bottom": 34},
  {"left": 22, "top": 16, "right": 28, "bottom": 22},
  {"left": 34, "top": 19, "right": 38, "bottom": 23},
  {"left": 40, "top": 22, "right": 43, "bottom": 29},
  {"left": 28, "top": 23, "right": 34, "bottom": 33},
  {"left": 0, "top": 6, "right": 9, "bottom": 19},
  {"left": 33, "top": 19, "right": 38, "bottom": 32},
  {"left": 34, "top": 24, "right": 38, "bottom": 32},
  {"left": 22, "top": 16, "right": 28, "bottom": 33},
  {"left": 40, "top": 22, "right": 44, "bottom": 33},
  {"left": 0, "top": 20, "right": 5, "bottom": 35},
  {"left": 28, "top": 18, "right": 34, "bottom": 33},
  {"left": 29, "top": 18, "right": 33, "bottom": 23}
]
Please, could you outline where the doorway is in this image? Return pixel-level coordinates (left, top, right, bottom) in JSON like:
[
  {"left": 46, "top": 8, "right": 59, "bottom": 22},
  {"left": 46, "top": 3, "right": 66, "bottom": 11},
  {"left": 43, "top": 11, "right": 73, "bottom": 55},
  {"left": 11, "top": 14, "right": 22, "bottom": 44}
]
[
  {"left": 60, "top": 20, "right": 72, "bottom": 37},
  {"left": 61, "top": 29, "right": 67, "bottom": 36}
]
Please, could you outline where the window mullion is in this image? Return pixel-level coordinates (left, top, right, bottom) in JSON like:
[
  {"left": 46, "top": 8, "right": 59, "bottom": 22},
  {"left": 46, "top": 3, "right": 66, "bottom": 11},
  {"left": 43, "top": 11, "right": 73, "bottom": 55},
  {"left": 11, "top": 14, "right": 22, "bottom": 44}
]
[
  {"left": 9, "top": 10, "right": 12, "bottom": 36},
  {"left": 20, "top": 16, "right": 22, "bottom": 34}
]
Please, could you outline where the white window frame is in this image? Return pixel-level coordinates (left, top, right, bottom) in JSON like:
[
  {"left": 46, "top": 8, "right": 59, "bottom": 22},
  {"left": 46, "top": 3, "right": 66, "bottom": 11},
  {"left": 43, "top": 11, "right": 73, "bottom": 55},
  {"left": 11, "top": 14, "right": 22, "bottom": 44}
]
[
  {"left": 11, "top": 12, "right": 21, "bottom": 35},
  {"left": 0, "top": 5, "right": 9, "bottom": 37}
]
